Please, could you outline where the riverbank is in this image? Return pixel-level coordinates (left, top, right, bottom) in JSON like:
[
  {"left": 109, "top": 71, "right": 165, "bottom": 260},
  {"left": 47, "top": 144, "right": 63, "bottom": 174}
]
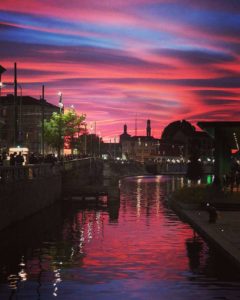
[{"left": 172, "top": 197, "right": 240, "bottom": 268}]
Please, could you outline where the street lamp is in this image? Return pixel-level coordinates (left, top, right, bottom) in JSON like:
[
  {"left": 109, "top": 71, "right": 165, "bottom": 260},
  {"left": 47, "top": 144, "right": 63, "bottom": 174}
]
[
  {"left": 82, "top": 121, "right": 87, "bottom": 155},
  {"left": 58, "top": 92, "right": 64, "bottom": 157},
  {"left": 89, "top": 122, "right": 93, "bottom": 156},
  {"left": 18, "top": 84, "right": 23, "bottom": 144},
  {"left": 114, "top": 136, "right": 116, "bottom": 160},
  {"left": 58, "top": 92, "right": 64, "bottom": 114}
]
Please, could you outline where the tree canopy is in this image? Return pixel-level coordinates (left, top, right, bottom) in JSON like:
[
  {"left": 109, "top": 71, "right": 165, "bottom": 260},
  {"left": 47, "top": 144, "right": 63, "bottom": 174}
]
[{"left": 44, "top": 108, "right": 86, "bottom": 156}]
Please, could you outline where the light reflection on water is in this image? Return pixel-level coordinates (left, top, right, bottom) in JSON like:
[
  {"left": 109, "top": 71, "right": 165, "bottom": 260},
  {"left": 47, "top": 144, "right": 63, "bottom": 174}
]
[{"left": 0, "top": 175, "right": 240, "bottom": 299}]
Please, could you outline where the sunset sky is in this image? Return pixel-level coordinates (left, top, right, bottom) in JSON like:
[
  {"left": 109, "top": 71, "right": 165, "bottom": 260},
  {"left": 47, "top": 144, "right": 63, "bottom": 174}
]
[{"left": 1, "top": 0, "right": 240, "bottom": 140}]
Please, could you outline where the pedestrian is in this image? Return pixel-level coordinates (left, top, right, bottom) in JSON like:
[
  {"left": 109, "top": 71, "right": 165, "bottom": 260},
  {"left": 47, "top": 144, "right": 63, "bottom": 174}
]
[
  {"left": 10, "top": 153, "right": 16, "bottom": 166},
  {"left": 206, "top": 204, "right": 218, "bottom": 223},
  {"left": 16, "top": 152, "right": 24, "bottom": 166},
  {"left": 29, "top": 153, "right": 37, "bottom": 164}
]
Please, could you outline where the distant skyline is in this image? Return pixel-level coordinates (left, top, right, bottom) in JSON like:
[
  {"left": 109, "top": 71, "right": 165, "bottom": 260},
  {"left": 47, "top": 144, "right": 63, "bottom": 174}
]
[{"left": 1, "top": 0, "right": 240, "bottom": 140}]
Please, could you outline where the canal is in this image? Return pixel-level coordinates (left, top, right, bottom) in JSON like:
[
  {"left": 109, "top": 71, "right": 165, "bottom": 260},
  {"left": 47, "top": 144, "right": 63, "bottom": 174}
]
[{"left": 0, "top": 175, "right": 240, "bottom": 299}]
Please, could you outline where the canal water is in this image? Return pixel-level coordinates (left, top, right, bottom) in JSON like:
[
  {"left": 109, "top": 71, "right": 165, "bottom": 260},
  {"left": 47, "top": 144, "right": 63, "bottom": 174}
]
[{"left": 0, "top": 175, "right": 240, "bottom": 300}]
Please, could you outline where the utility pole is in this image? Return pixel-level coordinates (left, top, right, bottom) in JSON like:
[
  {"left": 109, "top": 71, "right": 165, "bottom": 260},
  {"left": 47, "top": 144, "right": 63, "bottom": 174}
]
[
  {"left": 14, "top": 62, "right": 18, "bottom": 146},
  {"left": 41, "top": 85, "right": 45, "bottom": 155},
  {"left": 98, "top": 132, "right": 101, "bottom": 157},
  {"left": 58, "top": 92, "right": 64, "bottom": 157},
  {"left": 114, "top": 136, "right": 116, "bottom": 159},
  {"left": 84, "top": 123, "right": 87, "bottom": 155},
  {"left": 135, "top": 113, "right": 138, "bottom": 136}
]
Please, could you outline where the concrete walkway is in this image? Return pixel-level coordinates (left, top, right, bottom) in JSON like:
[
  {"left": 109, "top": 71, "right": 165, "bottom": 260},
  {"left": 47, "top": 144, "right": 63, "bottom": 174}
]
[{"left": 173, "top": 203, "right": 240, "bottom": 267}]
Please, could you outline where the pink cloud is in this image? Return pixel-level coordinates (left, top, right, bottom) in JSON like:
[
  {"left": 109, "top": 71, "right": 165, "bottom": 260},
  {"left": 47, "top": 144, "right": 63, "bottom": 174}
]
[{"left": 1, "top": 1, "right": 240, "bottom": 139}]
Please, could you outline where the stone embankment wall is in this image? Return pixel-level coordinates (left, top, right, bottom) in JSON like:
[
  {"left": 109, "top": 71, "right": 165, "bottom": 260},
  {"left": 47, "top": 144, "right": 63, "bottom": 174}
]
[
  {"left": 0, "top": 159, "right": 146, "bottom": 231},
  {"left": 0, "top": 165, "right": 62, "bottom": 231},
  {"left": 104, "top": 160, "right": 147, "bottom": 180}
]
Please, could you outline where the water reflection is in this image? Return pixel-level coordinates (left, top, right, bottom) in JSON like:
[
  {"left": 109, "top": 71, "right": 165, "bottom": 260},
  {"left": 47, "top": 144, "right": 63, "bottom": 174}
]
[
  {"left": 0, "top": 175, "right": 239, "bottom": 300},
  {"left": 185, "top": 232, "right": 204, "bottom": 274}
]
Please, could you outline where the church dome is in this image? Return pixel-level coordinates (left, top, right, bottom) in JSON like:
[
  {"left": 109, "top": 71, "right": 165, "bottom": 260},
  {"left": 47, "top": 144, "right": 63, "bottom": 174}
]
[{"left": 161, "top": 120, "right": 195, "bottom": 139}]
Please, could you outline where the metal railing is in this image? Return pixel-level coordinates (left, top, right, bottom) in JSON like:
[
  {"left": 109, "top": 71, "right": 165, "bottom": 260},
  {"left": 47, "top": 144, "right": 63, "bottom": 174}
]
[
  {"left": 0, "top": 158, "right": 95, "bottom": 183},
  {"left": 148, "top": 162, "right": 214, "bottom": 175},
  {"left": 62, "top": 157, "right": 94, "bottom": 171},
  {"left": 0, "top": 164, "right": 60, "bottom": 183}
]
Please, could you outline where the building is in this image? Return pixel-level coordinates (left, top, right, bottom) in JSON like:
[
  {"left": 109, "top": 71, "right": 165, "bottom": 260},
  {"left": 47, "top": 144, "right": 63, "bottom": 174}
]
[
  {"left": 0, "top": 95, "right": 59, "bottom": 153},
  {"left": 160, "top": 119, "right": 214, "bottom": 161},
  {"left": 198, "top": 121, "right": 240, "bottom": 178},
  {"left": 77, "top": 133, "right": 122, "bottom": 158},
  {"left": 120, "top": 120, "right": 159, "bottom": 162},
  {"left": 119, "top": 119, "right": 213, "bottom": 163},
  {"left": 100, "top": 141, "right": 122, "bottom": 159}
]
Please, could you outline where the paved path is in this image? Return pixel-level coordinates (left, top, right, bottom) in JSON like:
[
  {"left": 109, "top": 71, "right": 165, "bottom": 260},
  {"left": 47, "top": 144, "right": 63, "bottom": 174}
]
[{"left": 174, "top": 205, "right": 240, "bottom": 267}]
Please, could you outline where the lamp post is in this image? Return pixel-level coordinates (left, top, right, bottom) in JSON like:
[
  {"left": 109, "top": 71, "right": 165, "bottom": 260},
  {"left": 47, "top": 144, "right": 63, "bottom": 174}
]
[
  {"left": 58, "top": 92, "right": 64, "bottom": 114},
  {"left": 89, "top": 122, "right": 93, "bottom": 156},
  {"left": 114, "top": 136, "right": 116, "bottom": 160},
  {"left": 41, "top": 85, "right": 45, "bottom": 155},
  {"left": 18, "top": 84, "right": 22, "bottom": 145},
  {"left": 58, "top": 92, "right": 64, "bottom": 157},
  {"left": 98, "top": 132, "right": 101, "bottom": 158},
  {"left": 83, "top": 122, "right": 87, "bottom": 155}
]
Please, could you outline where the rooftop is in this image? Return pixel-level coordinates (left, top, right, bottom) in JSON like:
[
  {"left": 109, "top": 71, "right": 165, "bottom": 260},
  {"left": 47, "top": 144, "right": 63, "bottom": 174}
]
[{"left": 0, "top": 95, "right": 58, "bottom": 109}]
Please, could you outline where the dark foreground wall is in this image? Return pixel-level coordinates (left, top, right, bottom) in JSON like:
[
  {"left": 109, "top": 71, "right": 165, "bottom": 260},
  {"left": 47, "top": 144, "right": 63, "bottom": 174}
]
[
  {"left": 0, "top": 158, "right": 101, "bottom": 231},
  {"left": 0, "top": 166, "right": 62, "bottom": 231}
]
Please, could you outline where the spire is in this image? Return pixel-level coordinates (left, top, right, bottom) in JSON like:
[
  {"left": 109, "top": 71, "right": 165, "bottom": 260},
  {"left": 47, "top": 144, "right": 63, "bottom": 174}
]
[
  {"left": 135, "top": 113, "right": 138, "bottom": 136},
  {"left": 146, "top": 119, "right": 151, "bottom": 137}
]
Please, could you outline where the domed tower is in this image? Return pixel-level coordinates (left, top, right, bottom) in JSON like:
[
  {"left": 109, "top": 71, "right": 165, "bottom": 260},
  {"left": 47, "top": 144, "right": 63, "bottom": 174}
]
[
  {"left": 161, "top": 120, "right": 195, "bottom": 140},
  {"left": 161, "top": 120, "right": 196, "bottom": 158}
]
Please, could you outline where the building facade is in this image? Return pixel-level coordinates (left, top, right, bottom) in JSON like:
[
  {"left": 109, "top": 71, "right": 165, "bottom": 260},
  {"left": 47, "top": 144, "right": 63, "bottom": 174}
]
[
  {"left": 120, "top": 120, "right": 159, "bottom": 162},
  {"left": 160, "top": 120, "right": 214, "bottom": 160},
  {"left": 119, "top": 119, "right": 213, "bottom": 163},
  {"left": 0, "top": 95, "right": 59, "bottom": 153}
]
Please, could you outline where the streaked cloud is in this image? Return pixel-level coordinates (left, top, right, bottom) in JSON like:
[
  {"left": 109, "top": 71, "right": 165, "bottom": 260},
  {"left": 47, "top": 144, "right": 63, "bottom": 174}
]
[{"left": 0, "top": 0, "right": 240, "bottom": 139}]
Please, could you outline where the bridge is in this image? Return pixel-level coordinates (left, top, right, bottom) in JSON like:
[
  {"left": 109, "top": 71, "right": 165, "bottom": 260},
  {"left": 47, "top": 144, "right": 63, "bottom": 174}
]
[{"left": 62, "top": 158, "right": 147, "bottom": 200}]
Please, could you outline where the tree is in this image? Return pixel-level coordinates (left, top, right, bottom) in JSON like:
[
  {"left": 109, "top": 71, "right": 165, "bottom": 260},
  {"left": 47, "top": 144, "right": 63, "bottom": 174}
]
[
  {"left": 64, "top": 108, "right": 86, "bottom": 153},
  {"left": 44, "top": 108, "right": 86, "bottom": 156}
]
